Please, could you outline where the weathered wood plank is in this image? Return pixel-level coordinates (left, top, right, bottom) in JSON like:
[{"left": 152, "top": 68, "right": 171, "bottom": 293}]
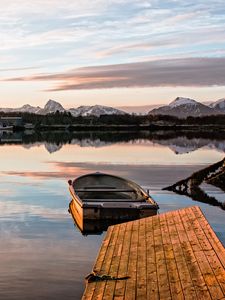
[
  {"left": 159, "top": 213, "right": 184, "bottom": 299},
  {"left": 136, "top": 218, "right": 147, "bottom": 299},
  {"left": 124, "top": 220, "right": 139, "bottom": 300},
  {"left": 146, "top": 213, "right": 159, "bottom": 300},
  {"left": 153, "top": 215, "right": 172, "bottom": 300},
  {"left": 192, "top": 207, "right": 225, "bottom": 269},
  {"left": 82, "top": 226, "right": 114, "bottom": 300},
  {"left": 180, "top": 208, "right": 224, "bottom": 300},
  {"left": 166, "top": 211, "right": 198, "bottom": 300},
  {"left": 89, "top": 224, "right": 120, "bottom": 300},
  {"left": 102, "top": 223, "right": 126, "bottom": 299},
  {"left": 173, "top": 210, "right": 211, "bottom": 300},
  {"left": 82, "top": 206, "right": 225, "bottom": 300},
  {"left": 187, "top": 207, "right": 225, "bottom": 296},
  {"left": 94, "top": 226, "right": 114, "bottom": 273},
  {"left": 113, "top": 221, "right": 133, "bottom": 299}
]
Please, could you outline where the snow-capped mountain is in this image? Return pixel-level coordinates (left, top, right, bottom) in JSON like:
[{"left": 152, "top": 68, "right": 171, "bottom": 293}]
[
  {"left": 168, "top": 97, "right": 199, "bottom": 108},
  {"left": 0, "top": 104, "right": 42, "bottom": 114},
  {"left": 39, "top": 99, "right": 65, "bottom": 114},
  {"left": 149, "top": 97, "right": 221, "bottom": 118},
  {"left": 68, "top": 105, "right": 125, "bottom": 117},
  {"left": 0, "top": 100, "right": 63, "bottom": 115},
  {"left": 1, "top": 97, "right": 225, "bottom": 118},
  {"left": 19, "top": 104, "right": 42, "bottom": 114},
  {"left": 0, "top": 100, "right": 126, "bottom": 116},
  {"left": 209, "top": 98, "right": 225, "bottom": 112}
]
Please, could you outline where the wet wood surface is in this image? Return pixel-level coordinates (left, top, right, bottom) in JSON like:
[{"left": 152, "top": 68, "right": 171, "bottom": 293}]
[{"left": 82, "top": 206, "right": 225, "bottom": 300}]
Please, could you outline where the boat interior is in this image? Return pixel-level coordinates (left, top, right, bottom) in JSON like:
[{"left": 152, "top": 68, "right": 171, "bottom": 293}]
[{"left": 73, "top": 174, "right": 149, "bottom": 202}]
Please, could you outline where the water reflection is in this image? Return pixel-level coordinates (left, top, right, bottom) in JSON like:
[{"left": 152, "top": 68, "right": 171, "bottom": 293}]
[
  {"left": 69, "top": 206, "right": 133, "bottom": 235},
  {"left": 1, "top": 130, "right": 225, "bottom": 154},
  {"left": 164, "top": 158, "right": 225, "bottom": 210},
  {"left": 0, "top": 183, "right": 101, "bottom": 299},
  {"left": 0, "top": 131, "right": 224, "bottom": 299},
  {"left": 165, "top": 184, "right": 225, "bottom": 210}
]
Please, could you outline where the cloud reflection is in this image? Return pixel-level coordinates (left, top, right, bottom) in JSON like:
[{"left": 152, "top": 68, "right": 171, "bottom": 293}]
[
  {"left": 0, "top": 199, "right": 68, "bottom": 221},
  {"left": 2, "top": 161, "right": 203, "bottom": 189}
]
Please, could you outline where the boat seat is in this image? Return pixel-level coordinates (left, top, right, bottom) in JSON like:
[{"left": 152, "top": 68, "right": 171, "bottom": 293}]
[
  {"left": 76, "top": 189, "right": 135, "bottom": 192},
  {"left": 82, "top": 198, "right": 144, "bottom": 202},
  {"left": 82, "top": 186, "right": 115, "bottom": 189}
]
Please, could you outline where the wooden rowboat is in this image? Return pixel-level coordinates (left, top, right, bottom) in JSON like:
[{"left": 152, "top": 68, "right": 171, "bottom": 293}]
[{"left": 68, "top": 172, "right": 158, "bottom": 233}]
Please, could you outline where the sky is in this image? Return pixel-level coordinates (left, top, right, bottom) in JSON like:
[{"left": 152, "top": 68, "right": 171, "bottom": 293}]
[{"left": 0, "top": 0, "right": 225, "bottom": 108}]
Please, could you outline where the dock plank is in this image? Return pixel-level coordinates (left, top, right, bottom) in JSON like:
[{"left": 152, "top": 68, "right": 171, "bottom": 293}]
[
  {"left": 136, "top": 218, "right": 147, "bottom": 299},
  {"left": 83, "top": 225, "right": 120, "bottom": 300},
  {"left": 103, "top": 223, "right": 126, "bottom": 299},
  {"left": 146, "top": 214, "right": 159, "bottom": 300},
  {"left": 82, "top": 226, "right": 114, "bottom": 300},
  {"left": 173, "top": 210, "right": 211, "bottom": 300},
  {"left": 166, "top": 211, "right": 197, "bottom": 300},
  {"left": 113, "top": 221, "right": 133, "bottom": 299},
  {"left": 82, "top": 206, "right": 225, "bottom": 300},
  {"left": 153, "top": 215, "right": 172, "bottom": 299},
  {"left": 180, "top": 208, "right": 223, "bottom": 299},
  {"left": 94, "top": 224, "right": 121, "bottom": 300},
  {"left": 160, "top": 213, "right": 184, "bottom": 299},
  {"left": 192, "top": 207, "right": 225, "bottom": 269},
  {"left": 187, "top": 207, "right": 225, "bottom": 296},
  {"left": 124, "top": 220, "right": 139, "bottom": 300}
]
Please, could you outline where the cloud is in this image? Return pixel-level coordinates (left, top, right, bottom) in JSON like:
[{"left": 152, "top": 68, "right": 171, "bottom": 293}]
[
  {"left": 0, "top": 66, "right": 41, "bottom": 72},
  {"left": 0, "top": 0, "right": 225, "bottom": 98},
  {"left": 3, "top": 57, "right": 225, "bottom": 90},
  {"left": 0, "top": 0, "right": 225, "bottom": 72}
]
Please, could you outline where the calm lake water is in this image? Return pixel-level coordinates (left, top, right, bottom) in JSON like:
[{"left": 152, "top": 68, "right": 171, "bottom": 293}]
[{"left": 0, "top": 131, "right": 224, "bottom": 299}]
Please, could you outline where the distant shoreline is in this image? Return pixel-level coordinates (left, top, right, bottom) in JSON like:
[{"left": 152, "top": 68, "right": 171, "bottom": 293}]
[{"left": 11, "top": 123, "right": 225, "bottom": 132}]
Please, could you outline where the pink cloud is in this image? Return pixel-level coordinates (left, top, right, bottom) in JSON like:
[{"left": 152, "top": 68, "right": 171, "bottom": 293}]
[{"left": 2, "top": 57, "right": 225, "bottom": 91}]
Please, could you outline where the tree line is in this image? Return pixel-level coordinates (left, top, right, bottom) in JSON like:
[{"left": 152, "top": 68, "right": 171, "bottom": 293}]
[{"left": 1, "top": 110, "right": 225, "bottom": 126}]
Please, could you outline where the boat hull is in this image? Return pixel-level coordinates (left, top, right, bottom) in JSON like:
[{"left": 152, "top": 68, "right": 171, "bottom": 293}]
[
  {"left": 70, "top": 198, "right": 157, "bottom": 219},
  {"left": 69, "top": 198, "right": 157, "bottom": 234}
]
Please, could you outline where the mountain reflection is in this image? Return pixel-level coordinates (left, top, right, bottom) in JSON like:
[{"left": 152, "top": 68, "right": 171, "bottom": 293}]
[{"left": 1, "top": 130, "right": 225, "bottom": 154}]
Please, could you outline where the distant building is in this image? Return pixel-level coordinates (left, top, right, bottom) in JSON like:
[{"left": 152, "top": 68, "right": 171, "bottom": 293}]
[{"left": 0, "top": 117, "right": 23, "bottom": 127}]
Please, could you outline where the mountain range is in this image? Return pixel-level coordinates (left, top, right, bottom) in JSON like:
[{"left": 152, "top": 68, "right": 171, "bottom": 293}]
[
  {"left": 1, "top": 97, "right": 225, "bottom": 117},
  {"left": 0, "top": 100, "right": 126, "bottom": 117},
  {"left": 149, "top": 97, "right": 225, "bottom": 118}
]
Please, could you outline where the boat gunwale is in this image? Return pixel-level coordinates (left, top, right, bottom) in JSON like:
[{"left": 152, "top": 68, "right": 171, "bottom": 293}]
[{"left": 68, "top": 172, "right": 159, "bottom": 208}]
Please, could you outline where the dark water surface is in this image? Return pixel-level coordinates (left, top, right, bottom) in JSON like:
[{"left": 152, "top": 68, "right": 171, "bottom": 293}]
[{"left": 0, "top": 131, "right": 224, "bottom": 299}]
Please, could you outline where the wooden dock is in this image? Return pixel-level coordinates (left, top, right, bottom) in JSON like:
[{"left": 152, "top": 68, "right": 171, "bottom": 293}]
[{"left": 82, "top": 206, "right": 225, "bottom": 300}]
